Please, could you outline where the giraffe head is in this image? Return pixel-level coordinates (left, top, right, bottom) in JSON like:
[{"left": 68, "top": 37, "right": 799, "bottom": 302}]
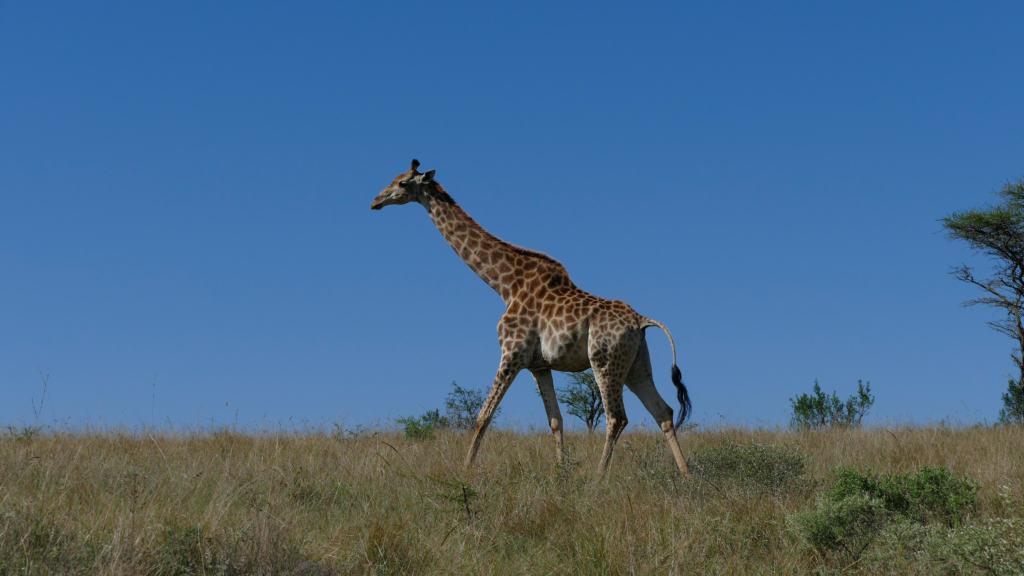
[{"left": 370, "top": 159, "right": 437, "bottom": 210}]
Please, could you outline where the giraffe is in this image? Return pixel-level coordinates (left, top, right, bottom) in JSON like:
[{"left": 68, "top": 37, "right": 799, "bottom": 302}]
[{"left": 371, "top": 159, "right": 691, "bottom": 474}]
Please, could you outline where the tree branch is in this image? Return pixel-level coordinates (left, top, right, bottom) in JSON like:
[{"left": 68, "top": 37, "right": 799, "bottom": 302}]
[{"left": 953, "top": 264, "right": 1016, "bottom": 308}]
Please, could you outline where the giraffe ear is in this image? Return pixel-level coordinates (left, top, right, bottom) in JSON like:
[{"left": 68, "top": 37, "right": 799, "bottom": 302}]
[
  {"left": 423, "top": 169, "right": 435, "bottom": 182},
  {"left": 410, "top": 159, "right": 420, "bottom": 172}
]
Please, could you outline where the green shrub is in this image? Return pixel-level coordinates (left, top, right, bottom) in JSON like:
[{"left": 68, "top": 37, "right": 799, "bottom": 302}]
[
  {"left": 790, "top": 379, "right": 874, "bottom": 430},
  {"left": 791, "top": 492, "right": 889, "bottom": 562},
  {"left": 827, "top": 466, "right": 977, "bottom": 526},
  {"left": 396, "top": 382, "right": 492, "bottom": 438},
  {"left": 689, "top": 440, "right": 808, "bottom": 497},
  {"left": 940, "top": 517, "right": 1024, "bottom": 575},
  {"left": 792, "top": 466, "right": 979, "bottom": 566},
  {"left": 999, "top": 377, "right": 1024, "bottom": 424},
  {"left": 444, "top": 381, "right": 493, "bottom": 431},
  {"left": 557, "top": 370, "right": 603, "bottom": 433},
  {"left": 396, "top": 409, "right": 449, "bottom": 440},
  {"left": 864, "top": 517, "right": 1024, "bottom": 576}
]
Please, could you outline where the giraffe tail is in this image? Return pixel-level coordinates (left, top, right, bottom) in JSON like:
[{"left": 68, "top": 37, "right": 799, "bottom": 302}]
[
  {"left": 642, "top": 317, "right": 692, "bottom": 428},
  {"left": 671, "top": 364, "right": 692, "bottom": 428}
]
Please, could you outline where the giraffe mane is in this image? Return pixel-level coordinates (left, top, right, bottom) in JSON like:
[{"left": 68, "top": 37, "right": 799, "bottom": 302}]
[
  {"left": 427, "top": 181, "right": 456, "bottom": 205},
  {"left": 435, "top": 182, "right": 562, "bottom": 266},
  {"left": 506, "top": 243, "right": 560, "bottom": 265}
]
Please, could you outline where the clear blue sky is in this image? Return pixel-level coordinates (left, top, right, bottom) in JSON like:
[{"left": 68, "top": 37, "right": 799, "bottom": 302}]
[{"left": 3, "top": 2, "right": 1022, "bottom": 431}]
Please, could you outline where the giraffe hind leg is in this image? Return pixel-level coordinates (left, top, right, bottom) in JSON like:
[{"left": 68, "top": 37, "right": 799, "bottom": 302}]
[
  {"left": 590, "top": 335, "right": 639, "bottom": 475},
  {"left": 594, "top": 371, "right": 628, "bottom": 475},
  {"left": 624, "top": 339, "right": 689, "bottom": 474}
]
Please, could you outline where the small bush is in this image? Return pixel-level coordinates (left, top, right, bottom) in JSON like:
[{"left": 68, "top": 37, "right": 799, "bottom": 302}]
[
  {"left": 557, "top": 370, "right": 603, "bottom": 433},
  {"left": 444, "top": 381, "right": 494, "bottom": 430},
  {"left": 689, "top": 440, "right": 808, "bottom": 497},
  {"left": 396, "top": 409, "right": 448, "bottom": 440},
  {"left": 791, "top": 492, "right": 889, "bottom": 562},
  {"left": 790, "top": 379, "right": 874, "bottom": 430},
  {"left": 999, "top": 377, "right": 1024, "bottom": 424},
  {"left": 792, "top": 466, "right": 979, "bottom": 566},
  {"left": 396, "top": 382, "right": 493, "bottom": 437},
  {"left": 940, "top": 517, "right": 1024, "bottom": 575},
  {"left": 827, "top": 466, "right": 977, "bottom": 526},
  {"left": 864, "top": 516, "right": 1024, "bottom": 576}
]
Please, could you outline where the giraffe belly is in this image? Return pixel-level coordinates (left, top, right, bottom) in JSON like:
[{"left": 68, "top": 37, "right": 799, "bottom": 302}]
[{"left": 537, "top": 331, "right": 591, "bottom": 372}]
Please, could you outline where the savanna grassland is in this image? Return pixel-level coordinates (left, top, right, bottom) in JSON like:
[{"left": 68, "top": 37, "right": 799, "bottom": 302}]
[{"left": 1, "top": 426, "right": 1023, "bottom": 575}]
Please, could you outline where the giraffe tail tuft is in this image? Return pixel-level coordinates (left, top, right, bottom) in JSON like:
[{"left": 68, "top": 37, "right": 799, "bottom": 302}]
[
  {"left": 643, "top": 316, "right": 692, "bottom": 429},
  {"left": 671, "top": 364, "right": 691, "bottom": 428}
]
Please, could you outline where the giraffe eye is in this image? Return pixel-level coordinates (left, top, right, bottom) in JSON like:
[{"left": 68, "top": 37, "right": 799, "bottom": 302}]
[{"left": 398, "top": 180, "right": 410, "bottom": 188}]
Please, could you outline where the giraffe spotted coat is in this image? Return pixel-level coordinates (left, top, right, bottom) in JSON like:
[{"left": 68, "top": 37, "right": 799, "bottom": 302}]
[{"left": 371, "top": 159, "right": 691, "bottom": 474}]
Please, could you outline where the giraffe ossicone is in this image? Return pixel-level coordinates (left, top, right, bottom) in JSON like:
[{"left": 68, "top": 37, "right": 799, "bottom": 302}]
[{"left": 371, "top": 159, "right": 691, "bottom": 474}]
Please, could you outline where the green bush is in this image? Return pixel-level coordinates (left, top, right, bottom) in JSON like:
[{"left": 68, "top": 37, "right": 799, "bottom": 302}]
[
  {"left": 999, "top": 377, "right": 1024, "bottom": 424},
  {"left": 396, "top": 409, "right": 449, "bottom": 440},
  {"left": 444, "top": 381, "right": 494, "bottom": 431},
  {"left": 792, "top": 466, "right": 979, "bottom": 565},
  {"left": 689, "top": 440, "right": 808, "bottom": 497},
  {"left": 827, "top": 466, "right": 977, "bottom": 527},
  {"left": 790, "top": 379, "right": 874, "bottom": 430},
  {"left": 862, "top": 517, "right": 1024, "bottom": 575},
  {"left": 939, "top": 517, "right": 1024, "bottom": 575},
  {"left": 557, "top": 370, "right": 604, "bottom": 433},
  {"left": 791, "top": 492, "right": 888, "bottom": 563}
]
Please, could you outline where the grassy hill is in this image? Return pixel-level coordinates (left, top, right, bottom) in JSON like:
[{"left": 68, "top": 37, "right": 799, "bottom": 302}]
[{"left": 1, "top": 426, "right": 1022, "bottom": 574}]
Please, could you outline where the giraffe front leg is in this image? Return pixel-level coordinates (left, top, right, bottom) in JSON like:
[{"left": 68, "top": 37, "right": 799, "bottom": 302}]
[
  {"left": 531, "top": 368, "right": 564, "bottom": 464},
  {"left": 465, "top": 359, "right": 521, "bottom": 469}
]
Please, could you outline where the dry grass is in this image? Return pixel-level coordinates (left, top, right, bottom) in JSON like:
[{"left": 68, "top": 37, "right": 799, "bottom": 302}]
[{"left": 1, "top": 425, "right": 1022, "bottom": 574}]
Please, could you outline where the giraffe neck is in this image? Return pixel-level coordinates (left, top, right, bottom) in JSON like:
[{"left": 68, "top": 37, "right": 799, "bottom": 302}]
[{"left": 421, "top": 191, "right": 521, "bottom": 302}]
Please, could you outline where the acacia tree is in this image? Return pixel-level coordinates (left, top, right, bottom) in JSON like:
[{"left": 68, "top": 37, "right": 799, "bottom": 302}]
[
  {"left": 558, "top": 370, "right": 604, "bottom": 432},
  {"left": 943, "top": 178, "right": 1024, "bottom": 424}
]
